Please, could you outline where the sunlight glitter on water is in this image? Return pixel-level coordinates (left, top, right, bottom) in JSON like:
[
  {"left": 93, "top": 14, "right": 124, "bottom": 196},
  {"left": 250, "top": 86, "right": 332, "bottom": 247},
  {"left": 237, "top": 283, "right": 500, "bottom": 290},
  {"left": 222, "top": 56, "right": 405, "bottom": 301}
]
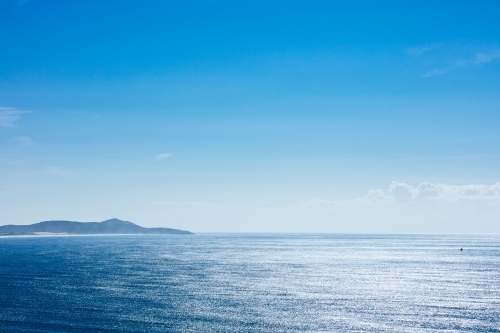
[{"left": 1, "top": 234, "right": 499, "bottom": 332}]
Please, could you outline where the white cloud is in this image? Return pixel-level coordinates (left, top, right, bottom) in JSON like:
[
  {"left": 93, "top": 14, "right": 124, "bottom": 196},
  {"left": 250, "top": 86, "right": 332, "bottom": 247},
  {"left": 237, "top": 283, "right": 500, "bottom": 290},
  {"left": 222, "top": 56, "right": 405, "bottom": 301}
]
[
  {"left": 154, "top": 153, "right": 173, "bottom": 160},
  {"left": 388, "top": 182, "right": 416, "bottom": 203},
  {"left": 433, "top": 183, "right": 500, "bottom": 201},
  {"left": 0, "top": 108, "right": 27, "bottom": 127},
  {"left": 303, "top": 181, "right": 500, "bottom": 208},
  {"left": 291, "top": 181, "right": 500, "bottom": 233},
  {"left": 363, "top": 189, "right": 395, "bottom": 204},
  {"left": 388, "top": 181, "right": 500, "bottom": 203},
  {"left": 389, "top": 181, "right": 440, "bottom": 202}
]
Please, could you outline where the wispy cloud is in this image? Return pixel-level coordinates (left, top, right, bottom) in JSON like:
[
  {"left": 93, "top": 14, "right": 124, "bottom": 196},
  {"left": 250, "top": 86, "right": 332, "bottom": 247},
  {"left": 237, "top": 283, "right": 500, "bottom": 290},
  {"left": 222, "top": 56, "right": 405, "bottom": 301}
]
[
  {"left": 10, "top": 136, "right": 34, "bottom": 145},
  {"left": 154, "top": 153, "right": 173, "bottom": 161},
  {"left": 474, "top": 49, "right": 500, "bottom": 64},
  {"left": 421, "top": 69, "right": 446, "bottom": 78},
  {"left": 409, "top": 43, "right": 500, "bottom": 78},
  {"left": 302, "top": 189, "right": 396, "bottom": 208},
  {"left": 45, "top": 166, "right": 74, "bottom": 176},
  {"left": 407, "top": 43, "right": 442, "bottom": 56},
  {"left": 0, "top": 159, "right": 24, "bottom": 166},
  {"left": 17, "top": 0, "right": 35, "bottom": 7},
  {"left": 0, "top": 108, "right": 28, "bottom": 127},
  {"left": 151, "top": 201, "right": 213, "bottom": 207}
]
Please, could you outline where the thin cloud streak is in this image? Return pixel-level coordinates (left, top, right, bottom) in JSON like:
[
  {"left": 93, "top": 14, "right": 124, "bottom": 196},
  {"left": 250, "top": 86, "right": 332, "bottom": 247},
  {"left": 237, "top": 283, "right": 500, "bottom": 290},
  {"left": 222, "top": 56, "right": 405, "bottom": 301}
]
[
  {"left": 17, "top": 0, "right": 35, "bottom": 7},
  {"left": 474, "top": 49, "right": 500, "bottom": 64},
  {"left": 0, "top": 108, "right": 27, "bottom": 127},
  {"left": 10, "top": 136, "right": 34, "bottom": 145},
  {"left": 154, "top": 153, "right": 173, "bottom": 161},
  {"left": 151, "top": 201, "right": 213, "bottom": 207},
  {"left": 45, "top": 166, "right": 74, "bottom": 176},
  {"left": 407, "top": 43, "right": 442, "bottom": 56},
  {"left": 421, "top": 69, "right": 446, "bottom": 78},
  {"left": 410, "top": 43, "right": 500, "bottom": 78}
]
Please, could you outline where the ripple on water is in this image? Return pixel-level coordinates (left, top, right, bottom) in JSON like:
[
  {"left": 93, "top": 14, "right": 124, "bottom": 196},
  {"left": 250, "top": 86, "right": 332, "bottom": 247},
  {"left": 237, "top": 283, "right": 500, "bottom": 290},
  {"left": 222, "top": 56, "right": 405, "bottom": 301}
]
[{"left": 0, "top": 234, "right": 499, "bottom": 332}]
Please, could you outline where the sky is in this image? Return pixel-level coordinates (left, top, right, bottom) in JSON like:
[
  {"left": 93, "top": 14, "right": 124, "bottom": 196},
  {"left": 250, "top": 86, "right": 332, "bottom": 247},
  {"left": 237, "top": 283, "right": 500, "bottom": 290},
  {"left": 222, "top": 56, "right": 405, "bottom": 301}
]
[{"left": 1, "top": 0, "right": 500, "bottom": 233}]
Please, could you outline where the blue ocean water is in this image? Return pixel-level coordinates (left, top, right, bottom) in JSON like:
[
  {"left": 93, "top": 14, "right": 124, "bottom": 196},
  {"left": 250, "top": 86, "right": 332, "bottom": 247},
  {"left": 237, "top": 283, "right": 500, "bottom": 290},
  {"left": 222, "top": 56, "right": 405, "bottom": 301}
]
[{"left": 0, "top": 234, "right": 499, "bottom": 332}]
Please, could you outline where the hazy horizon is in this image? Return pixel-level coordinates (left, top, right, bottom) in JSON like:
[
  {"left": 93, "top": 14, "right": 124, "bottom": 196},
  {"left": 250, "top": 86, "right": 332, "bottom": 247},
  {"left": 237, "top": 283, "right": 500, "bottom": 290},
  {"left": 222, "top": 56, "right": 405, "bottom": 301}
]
[{"left": 1, "top": 0, "right": 500, "bottom": 233}]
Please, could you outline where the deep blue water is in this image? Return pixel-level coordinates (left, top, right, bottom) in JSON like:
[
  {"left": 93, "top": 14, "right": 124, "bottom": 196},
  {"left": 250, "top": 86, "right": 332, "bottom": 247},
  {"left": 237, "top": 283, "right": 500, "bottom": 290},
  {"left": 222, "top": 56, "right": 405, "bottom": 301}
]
[{"left": 0, "top": 234, "right": 499, "bottom": 332}]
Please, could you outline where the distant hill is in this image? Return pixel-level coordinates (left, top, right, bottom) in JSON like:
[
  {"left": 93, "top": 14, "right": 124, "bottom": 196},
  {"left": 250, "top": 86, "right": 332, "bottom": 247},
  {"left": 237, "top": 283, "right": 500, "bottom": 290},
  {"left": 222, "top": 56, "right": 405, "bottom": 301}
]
[{"left": 0, "top": 218, "right": 192, "bottom": 235}]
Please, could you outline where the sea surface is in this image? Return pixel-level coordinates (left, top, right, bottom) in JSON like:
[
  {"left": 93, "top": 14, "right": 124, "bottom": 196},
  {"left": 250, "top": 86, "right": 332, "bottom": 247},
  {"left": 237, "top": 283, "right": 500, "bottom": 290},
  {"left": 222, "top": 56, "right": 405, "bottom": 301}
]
[{"left": 0, "top": 234, "right": 499, "bottom": 332}]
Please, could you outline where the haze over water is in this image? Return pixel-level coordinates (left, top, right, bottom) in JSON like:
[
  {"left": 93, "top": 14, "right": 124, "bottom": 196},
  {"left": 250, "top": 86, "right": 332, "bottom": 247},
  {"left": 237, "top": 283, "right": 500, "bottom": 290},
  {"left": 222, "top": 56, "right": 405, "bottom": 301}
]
[{"left": 1, "top": 234, "right": 499, "bottom": 332}]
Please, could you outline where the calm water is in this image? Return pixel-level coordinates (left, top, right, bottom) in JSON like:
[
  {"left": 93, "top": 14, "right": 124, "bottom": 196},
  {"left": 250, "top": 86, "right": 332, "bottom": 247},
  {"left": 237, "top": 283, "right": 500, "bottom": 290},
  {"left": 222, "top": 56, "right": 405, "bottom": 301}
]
[{"left": 0, "top": 234, "right": 499, "bottom": 332}]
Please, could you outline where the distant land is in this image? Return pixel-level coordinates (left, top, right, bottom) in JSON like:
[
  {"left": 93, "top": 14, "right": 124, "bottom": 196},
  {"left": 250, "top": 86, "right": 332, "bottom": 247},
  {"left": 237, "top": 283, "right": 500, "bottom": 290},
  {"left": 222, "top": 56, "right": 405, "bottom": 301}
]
[{"left": 0, "top": 218, "right": 192, "bottom": 235}]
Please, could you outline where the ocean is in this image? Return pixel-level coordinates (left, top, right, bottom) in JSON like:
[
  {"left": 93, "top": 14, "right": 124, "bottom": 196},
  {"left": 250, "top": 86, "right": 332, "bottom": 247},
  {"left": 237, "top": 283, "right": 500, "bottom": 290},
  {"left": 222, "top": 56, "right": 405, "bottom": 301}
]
[{"left": 0, "top": 234, "right": 499, "bottom": 332}]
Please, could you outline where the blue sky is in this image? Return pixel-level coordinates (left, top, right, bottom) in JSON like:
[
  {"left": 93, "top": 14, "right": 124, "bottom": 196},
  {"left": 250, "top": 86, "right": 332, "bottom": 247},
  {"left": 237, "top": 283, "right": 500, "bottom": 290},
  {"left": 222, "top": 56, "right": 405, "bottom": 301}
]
[{"left": 1, "top": 0, "right": 500, "bottom": 232}]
